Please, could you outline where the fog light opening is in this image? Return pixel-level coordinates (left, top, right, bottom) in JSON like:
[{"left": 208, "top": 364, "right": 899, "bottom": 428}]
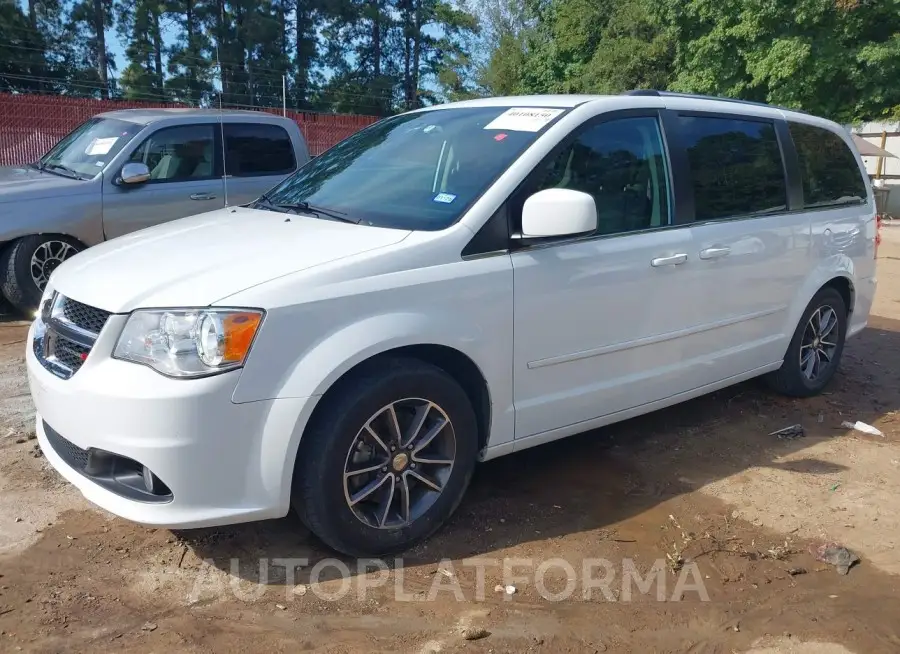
[{"left": 142, "top": 465, "right": 170, "bottom": 495}]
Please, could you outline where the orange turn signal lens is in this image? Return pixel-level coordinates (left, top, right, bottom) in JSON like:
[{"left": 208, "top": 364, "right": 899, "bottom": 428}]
[{"left": 222, "top": 311, "right": 263, "bottom": 363}]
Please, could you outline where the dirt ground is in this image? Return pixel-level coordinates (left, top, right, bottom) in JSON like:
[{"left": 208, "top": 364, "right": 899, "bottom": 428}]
[{"left": 2, "top": 233, "right": 900, "bottom": 653}]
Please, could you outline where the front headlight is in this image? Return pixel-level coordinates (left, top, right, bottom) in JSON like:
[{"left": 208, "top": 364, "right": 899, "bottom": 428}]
[{"left": 113, "top": 308, "right": 264, "bottom": 378}]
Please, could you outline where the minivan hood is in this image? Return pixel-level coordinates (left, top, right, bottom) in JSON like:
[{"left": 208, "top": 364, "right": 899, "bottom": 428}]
[
  {"left": 0, "top": 165, "right": 89, "bottom": 202},
  {"left": 50, "top": 207, "right": 411, "bottom": 313}
]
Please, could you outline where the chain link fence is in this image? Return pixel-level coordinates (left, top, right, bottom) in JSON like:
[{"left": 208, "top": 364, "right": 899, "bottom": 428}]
[{"left": 0, "top": 93, "right": 378, "bottom": 165}]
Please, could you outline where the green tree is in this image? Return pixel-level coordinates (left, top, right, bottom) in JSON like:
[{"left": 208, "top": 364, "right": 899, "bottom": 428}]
[
  {"left": 0, "top": 0, "right": 40, "bottom": 92},
  {"left": 667, "top": 0, "right": 900, "bottom": 122},
  {"left": 293, "top": 0, "right": 320, "bottom": 108},
  {"left": 67, "top": 0, "right": 117, "bottom": 98},
  {"left": 117, "top": 0, "right": 166, "bottom": 100},
  {"left": 166, "top": 0, "right": 214, "bottom": 105},
  {"left": 398, "top": 0, "right": 479, "bottom": 108},
  {"left": 580, "top": 0, "right": 674, "bottom": 94}
]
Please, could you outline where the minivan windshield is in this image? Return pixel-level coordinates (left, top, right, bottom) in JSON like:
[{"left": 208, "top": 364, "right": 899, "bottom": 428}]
[
  {"left": 263, "top": 105, "right": 568, "bottom": 230},
  {"left": 35, "top": 117, "right": 143, "bottom": 180}
]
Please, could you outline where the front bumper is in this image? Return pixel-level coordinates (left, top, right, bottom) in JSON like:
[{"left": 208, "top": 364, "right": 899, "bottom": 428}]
[{"left": 26, "top": 317, "right": 315, "bottom": 529}]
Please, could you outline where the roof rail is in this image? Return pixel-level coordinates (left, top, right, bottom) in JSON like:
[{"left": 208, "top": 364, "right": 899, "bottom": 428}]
[{"left": 621, "top": 89, "right": 807, "bottom": 114}]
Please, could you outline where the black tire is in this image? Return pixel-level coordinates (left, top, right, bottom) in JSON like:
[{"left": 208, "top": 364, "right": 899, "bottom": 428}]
[
  {"left": 293, "top": 356, "right": 479, "bottom": 557},
  {"left": 765, "top": 287, "right": 847, "bottom": 398},
  {"left": 0, "top": 235, "right": 82, "bottom": 314}
]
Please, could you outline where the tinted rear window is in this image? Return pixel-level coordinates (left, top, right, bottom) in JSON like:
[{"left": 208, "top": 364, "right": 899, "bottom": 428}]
[
  {"left": 789, "top": 122, "right": 867, "bottom": 209},
  {"left": 224, "top": 123, "right": 296, "bottom": 176},
  {"left": 679, "top": 116, "right": 787, "bottom": 221}
]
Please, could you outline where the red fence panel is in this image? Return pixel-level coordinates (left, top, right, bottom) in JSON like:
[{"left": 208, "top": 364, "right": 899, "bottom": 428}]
[{"left": 0, "top": 93, "right": 378, "bottom": 165}]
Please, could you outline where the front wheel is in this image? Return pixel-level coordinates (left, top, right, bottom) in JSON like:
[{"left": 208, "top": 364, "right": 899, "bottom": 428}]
[
  {"left": 0, "top": 235, "right": 82, "bottom": 314},
  {"left": 293, "top": 357, "right": 479, "bottom": 557},
  {"left": 765, "top": 287, "right": 847, "bottom": 397}
]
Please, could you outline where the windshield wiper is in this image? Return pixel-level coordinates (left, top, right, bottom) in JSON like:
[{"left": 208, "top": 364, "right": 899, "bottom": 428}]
[
  {"left": 254, "top": 195, "right": 359, "bottom": 224},
  {"left": 252, "top": 194, "right": 292, "bottom": 214},
  {"left": 40, "top": 162, "right": 84, "bottom": 180}
]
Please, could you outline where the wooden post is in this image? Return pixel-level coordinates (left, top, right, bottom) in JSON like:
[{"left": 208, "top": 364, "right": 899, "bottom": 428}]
[{"left": 876, "top": 130, "right": 888, "bottom": 179}]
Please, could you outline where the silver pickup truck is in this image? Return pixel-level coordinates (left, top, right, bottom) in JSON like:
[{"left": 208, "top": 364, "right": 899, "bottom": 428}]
[{"left": 0, "top": 108, "right": 310, "bottom": 312}]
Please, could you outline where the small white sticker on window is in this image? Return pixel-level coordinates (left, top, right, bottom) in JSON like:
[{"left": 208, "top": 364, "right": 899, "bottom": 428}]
[
  {"left": 484, "top": 108, "right": 564, "bottom": 132},
  {"left": 85, "top": 136, "right": 118, "bottom": 155},
  {"left": 433, "top": 193, "right": 457, "bottom": 204}
]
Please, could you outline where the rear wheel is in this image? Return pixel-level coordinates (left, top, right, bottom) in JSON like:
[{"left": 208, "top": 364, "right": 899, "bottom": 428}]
[
  {"left": 292, "top": 357, "right": 479, "bottom": 557},
  {"left": 0, "top": 235, "right": 82, "bottom": 314},
  {"left": 765, "top": 287, "right": 847, "bottom": 397}
]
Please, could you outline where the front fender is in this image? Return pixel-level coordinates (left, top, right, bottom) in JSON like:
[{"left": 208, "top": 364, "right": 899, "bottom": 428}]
[
  {"left": 234, "top": 309, "right": 494, "bottom": 404},
  {"left": 0, "top": 193, "right": 104, "bottom": 246},
  {"left": 230, "top": 251, "right": 515, "bottom": 505},
  {"left": 240, "top": 308, "right": 513, "bottom": 515}
]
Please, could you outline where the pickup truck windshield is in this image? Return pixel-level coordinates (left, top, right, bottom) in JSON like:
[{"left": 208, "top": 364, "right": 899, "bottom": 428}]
[
  {"left": 37, "top": 117, "right": 143, "bottom": 180},
  {"left": 264, "top": 106, "right": 568, "bottom": 230}
]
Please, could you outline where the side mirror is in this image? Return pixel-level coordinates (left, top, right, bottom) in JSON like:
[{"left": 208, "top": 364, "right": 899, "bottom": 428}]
[
  {"left": 119, "top": 162, "right": 151, "bottom": 185},
  {"left": 520, "top": 188, "right": 597, "bottom": 240}
]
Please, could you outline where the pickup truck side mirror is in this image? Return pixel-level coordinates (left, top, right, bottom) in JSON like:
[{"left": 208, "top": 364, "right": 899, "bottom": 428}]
[
  {"left": 520, "top": 188, "right": 598, "bottom": 240},
  {"left": 119, "top": 162, "right": 151, "bottom": 185}
]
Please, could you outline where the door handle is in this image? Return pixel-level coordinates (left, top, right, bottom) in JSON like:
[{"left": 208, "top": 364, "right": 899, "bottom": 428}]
[
  {"left": 699, "top": 246, "right": 731, "bottom": 260},
  {"left": 650, "top": 253, "right": 688, "bottom": 267},
  {"left": 190, "top": 193, "right": 217, "bottom": 201}
]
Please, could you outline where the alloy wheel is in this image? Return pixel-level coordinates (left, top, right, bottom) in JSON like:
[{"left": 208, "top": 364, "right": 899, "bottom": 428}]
[
  {"left": 343, "top": 398, "right": 456, "bottom": 530},
  {"left": 30, "top": 240, "right": 78, "bottom": 291},
  {"left": 799, "top": 305, "right": 839, "bottom": 381}
]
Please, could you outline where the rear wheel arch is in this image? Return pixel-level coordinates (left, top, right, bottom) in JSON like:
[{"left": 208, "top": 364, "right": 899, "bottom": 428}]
[
  {"left": 767, "top": 285, "right": 848, "bottom": 397},
  {"left": 823, "top": 275, "right": 854, "bottom": 317}
]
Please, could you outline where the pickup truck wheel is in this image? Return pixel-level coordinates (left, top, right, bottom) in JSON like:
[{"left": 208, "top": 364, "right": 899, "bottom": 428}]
[
  {"left": 293, "top": 357, "right": 478, "bottom": 557},
  {"left": 0, "top": 235, "right": 82, "bottom": 314},
  {"left": 765, "top": 287, "right": 847, "bottom": 398}
]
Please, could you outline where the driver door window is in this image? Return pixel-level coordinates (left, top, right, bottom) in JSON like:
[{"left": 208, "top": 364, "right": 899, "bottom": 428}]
[
  {"left": 103, "top": 124, "right": 224, "bottom": 239},
  {"left": 128, "top": 125, "right": 216, "bottom": 182},
  {"left": 530, "top": 116, "right": 671, "bottom": 236}
]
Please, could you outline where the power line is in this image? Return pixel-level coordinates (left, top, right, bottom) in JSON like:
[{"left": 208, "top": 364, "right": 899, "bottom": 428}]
[
  {"left": 0, "top": 71, "right": 406, "bottom": 105},
  {"left": 0, "top": 42, "right": 295, "bottom": 79},
  {"left": 0, "top": 80, "right": 386, "bottom": 119}
]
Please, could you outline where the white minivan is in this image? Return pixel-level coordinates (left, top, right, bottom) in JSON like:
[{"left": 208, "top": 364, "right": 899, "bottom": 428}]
[{"left": 26, "top": 92, "right": 879, "bottom": 556}]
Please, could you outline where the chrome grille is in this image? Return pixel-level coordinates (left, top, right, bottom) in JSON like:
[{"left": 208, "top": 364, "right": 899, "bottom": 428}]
[
  {"left": 34, "top": 294, "right": 111, "bottom": 380},
  {"left": 60, "top": 297, "right": 111, "bottom": 334}
]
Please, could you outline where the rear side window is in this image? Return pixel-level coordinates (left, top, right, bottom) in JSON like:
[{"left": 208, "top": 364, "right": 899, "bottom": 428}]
[
  {"left": 224, "top": 123, "right": 296, "bottom": 176},
  {"left": 679, "top": 116, "right": 787, "bottom": 221},
  {"left": 789, "top": 123, "right": 867, "bottom": 209}
]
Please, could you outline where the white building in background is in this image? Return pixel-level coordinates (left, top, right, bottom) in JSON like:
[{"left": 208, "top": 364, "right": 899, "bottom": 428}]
[{"left": 852, "top": 121, "right": 900, "bottom": 216}]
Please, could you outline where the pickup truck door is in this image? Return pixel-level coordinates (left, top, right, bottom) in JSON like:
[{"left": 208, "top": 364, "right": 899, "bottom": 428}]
[
  {"left": 219, "top": 122, "right": 301, "bottom": 206},
  {"left": 102, "top": 123, "right": 225, "bottom": 240}
]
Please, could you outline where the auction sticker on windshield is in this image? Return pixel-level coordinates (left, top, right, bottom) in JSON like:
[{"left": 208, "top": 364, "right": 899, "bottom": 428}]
[
  {"left": 85, "top": 137, "right": 118, "bottom": 156},
  {"left": 484, "top": 108, "right": 564, "bottom": 132}
]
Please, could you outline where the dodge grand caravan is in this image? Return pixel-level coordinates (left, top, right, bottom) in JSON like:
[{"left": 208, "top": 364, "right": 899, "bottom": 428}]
[{"left": 26, "top": 92, "right": 878, "bottom": 557}]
